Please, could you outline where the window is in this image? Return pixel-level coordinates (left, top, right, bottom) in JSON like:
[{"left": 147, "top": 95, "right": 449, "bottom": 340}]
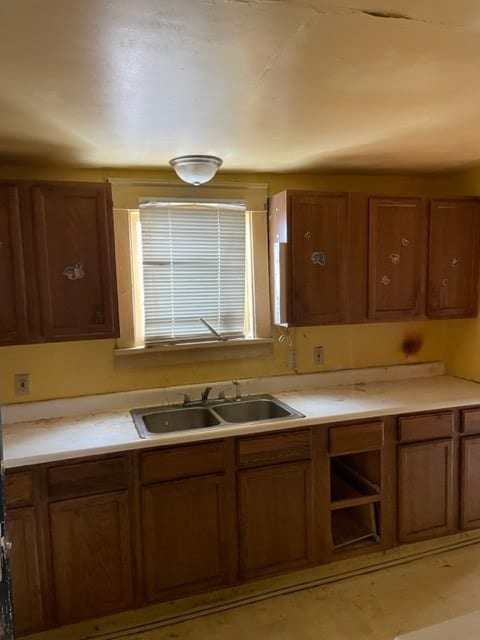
[
  {"left": 112, "top": 180, "right": 272, "bottom": 360},
  {"left": 139, "top": 200, "right": 248, "bottom": 345}
]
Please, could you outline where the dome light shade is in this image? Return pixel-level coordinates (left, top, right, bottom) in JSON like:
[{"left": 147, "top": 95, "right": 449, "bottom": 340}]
[{"left": 169, "top": 155, "right": 223, "bottom": 186}]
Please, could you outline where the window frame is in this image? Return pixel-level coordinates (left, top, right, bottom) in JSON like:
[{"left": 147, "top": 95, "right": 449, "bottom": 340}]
[{"left": 111, "top": 179, "right": 272, "bottom": 361}]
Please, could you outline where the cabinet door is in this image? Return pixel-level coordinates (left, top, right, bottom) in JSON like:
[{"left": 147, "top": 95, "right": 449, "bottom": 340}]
[
  {"left": 289, "top": 193, "right": 348, "bottom": 324},
  {"left": 8, "top": 507, "right": 45, "bottom": 635},
  {"left": 398, "top": 439, "right": 455, "bottom": 543},
  {"left": 368, "top": 197, "right": 426, "bottom": 320},
  {"left": 0, "top": 184, "right": 29, "bottom": 344},
  {"left": 31, "top": 182, "right": 119, "bottom": 340},
  {"left": 141, "top": 474, "right": 230, "bottom": 602},
  {"left": 461, "top": 436, "right": 480, "bottom": 530},
  {"left": 238, "top": 461, "right": 313, "bottom": 579},
  {"left": 49, "top": 491, "right": 133, "bottom": 624},
  {"left": 427, "top": 199, "right": 480, "bottom": 318}
]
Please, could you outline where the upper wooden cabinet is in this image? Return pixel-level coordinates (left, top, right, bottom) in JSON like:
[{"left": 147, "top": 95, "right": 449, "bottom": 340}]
[
  {"left": 269, "top": 190, "right": 480, "bottom": 326},
  {"left": 0, "top": 180, "right": 119, "bottom": 345},
  {"left": 427, "top": 199, "right": 480, "bottom": 318},
  {"left": 268, "top": 190, "right": 367, "bottom": 326},
  {"left": 368, "top": 197, "right": 427, "bottom": 320},
  {"left": 0, "top": 184, "right": 29, "bottom": 345}
]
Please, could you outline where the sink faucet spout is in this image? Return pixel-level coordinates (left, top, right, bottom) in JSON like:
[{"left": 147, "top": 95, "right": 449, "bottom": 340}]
[{"left": 201, "top": 386, "right": 213, "bottom": 403}]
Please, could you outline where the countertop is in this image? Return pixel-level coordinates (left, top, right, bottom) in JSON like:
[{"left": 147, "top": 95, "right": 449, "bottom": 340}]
[{"left": 3, "top": 363, "right": 480, "bottom": 468}]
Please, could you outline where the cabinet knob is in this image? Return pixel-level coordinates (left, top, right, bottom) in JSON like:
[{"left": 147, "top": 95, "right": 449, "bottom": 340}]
[
  {"left": 389, "top": 253, "right": 400, "bottom": 265},
  {"left": 381, "top": 275, "right": 391, "bottom": 286},
  {"left": 442, "top": 278, "right": 449, "bottom": 287},
  {"left": 452, "top": 257, "right": 460, "bottom": 267},
  {"left": 401, "top": 238, "right": 410, "bottom": 247}
]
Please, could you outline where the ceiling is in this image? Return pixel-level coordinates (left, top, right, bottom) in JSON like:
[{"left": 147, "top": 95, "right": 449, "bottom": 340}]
[{"left": 1, "top": 1, "right": 480, "bottom": 173}]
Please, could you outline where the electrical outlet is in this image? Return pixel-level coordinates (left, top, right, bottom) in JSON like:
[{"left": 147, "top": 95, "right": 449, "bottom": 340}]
[
  {"left": 313, "top": 346, "right": 324, "bottom": 364},
  {"left": 15, "top": 373, "right": 30, "bottom": 395}
]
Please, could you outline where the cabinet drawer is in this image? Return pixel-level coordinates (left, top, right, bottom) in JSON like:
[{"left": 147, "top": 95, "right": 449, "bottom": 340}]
[
  {"left": 47, "top": 455, "right": 130, "bottom": 500},
  {"left": 399, "top": 412, "right": 454, "bottom": 442},
  {"left": 140, "top": 441, "right": 225, "bottom": 483},
  {"left": 461, "top": 408, "right": 480, "bottom": 434},
  {"left": 5, "top": 470, "right": 34, "bottom": 507},
  {"left": 329, "top": 421, "right": 383, "bottom": 455},
  {"left": 237, "top": 430, "right": 311, "bottom": 467}
]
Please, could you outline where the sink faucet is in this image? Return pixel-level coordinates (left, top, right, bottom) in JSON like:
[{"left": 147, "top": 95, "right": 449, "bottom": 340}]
[{"left": 201, "top": 386, "right": 213, "bottom": 403}]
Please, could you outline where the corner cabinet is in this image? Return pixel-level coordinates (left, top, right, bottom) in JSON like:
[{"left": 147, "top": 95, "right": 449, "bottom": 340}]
[
  {"left": 0, "top": 180, "right": 119, "bottom": 345},
  {"left": 427, "top": 199, "right": 480, "bottom": 318},
  {"left": 5, "top": 469, "right": 46, "bottom": 636}
]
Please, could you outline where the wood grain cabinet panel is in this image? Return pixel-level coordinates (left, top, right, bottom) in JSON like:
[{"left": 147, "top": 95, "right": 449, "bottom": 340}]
[
  {"left": 368, "top": 197, "right": 427, "bottom": 320},
  {"left": 427, "top": 199, "right": 480, "bottom": 318},
  {"left": 269, "top": 191, "right": 361, "bottom": 325},
  {"left": 49, "top": 491, "right": 133, "bottom": 624},
  {"left": 398, "top": 439, "right": 455, "bottom": 543},
  {"left": 398, "top": 411, "right": 454, "bottom": 442},
  {"left": 461, "top": 436, "right": 480, "bottom": 530},
  {"left": 462, "top": 408, "right": 480, "bottom": 434},
  {"left": 238, "top": 461, "right": 313, "bottom": 579},
  {"left": 0, "top": 183, "right": 29, "bottom": 344},
  {"left": 8, "top": 507, "right": 45, "bottom": 635},
  {"left": 141, "top": 474, "right": 230, "bottom": 602},
  {"left": 31, "top": 182, "right": 119, "bottom": 340}
]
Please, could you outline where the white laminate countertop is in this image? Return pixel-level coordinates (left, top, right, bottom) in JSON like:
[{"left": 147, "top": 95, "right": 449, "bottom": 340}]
[{"left": 3, "top": 363, "right": 480, "bottom": 469}]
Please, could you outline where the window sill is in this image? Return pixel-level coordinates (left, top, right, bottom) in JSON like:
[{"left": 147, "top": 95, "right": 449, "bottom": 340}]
[{"left": 114, "top": 338, "right": 274, "bottom": 367}]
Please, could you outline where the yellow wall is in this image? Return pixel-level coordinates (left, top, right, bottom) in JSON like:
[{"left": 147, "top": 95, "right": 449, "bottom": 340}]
[{"left": 0, "top": 165, "right": 472, "bottom": 404}]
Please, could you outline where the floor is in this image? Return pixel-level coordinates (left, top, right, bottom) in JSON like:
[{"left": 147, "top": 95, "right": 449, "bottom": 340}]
[{"left": 27, "top": 534, "right": 480, "bottom": 640}]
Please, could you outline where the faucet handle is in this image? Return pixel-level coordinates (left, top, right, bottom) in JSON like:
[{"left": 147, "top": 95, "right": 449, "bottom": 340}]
[
  {"left": 232, "top": 380, "right": 242, "bottom": 400},
  {"left": 176, "top": 393, "right": 191, "bottom": 406}
]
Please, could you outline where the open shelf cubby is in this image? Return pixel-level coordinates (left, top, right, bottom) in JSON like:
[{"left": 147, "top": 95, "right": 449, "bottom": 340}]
[{"left": 329, "top": 449, "right": 382, "bottom": 551}]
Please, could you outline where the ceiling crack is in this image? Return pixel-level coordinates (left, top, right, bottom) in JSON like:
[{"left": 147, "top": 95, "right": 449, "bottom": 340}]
[{"left": 338, "top": 5, "right": 464, "bottom": 28}]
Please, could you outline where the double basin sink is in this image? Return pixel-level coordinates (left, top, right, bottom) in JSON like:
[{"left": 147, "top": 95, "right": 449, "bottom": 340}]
[{"left": 131, "top": 394, "right": 304, "bottom": 438}]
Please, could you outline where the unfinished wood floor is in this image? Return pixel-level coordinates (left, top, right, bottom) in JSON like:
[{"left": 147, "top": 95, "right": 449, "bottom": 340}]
[{"left": 27, "top": 537, "right": 480, "bottom": 640}]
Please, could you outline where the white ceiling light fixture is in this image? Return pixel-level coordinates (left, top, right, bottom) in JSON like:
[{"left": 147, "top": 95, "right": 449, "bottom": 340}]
[{"left": 169, "top": 155, "right": 223, "bottom": 186}]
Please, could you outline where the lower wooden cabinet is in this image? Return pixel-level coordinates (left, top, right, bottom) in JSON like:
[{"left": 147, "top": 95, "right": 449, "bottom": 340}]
[
  {"left": 461, "top": 436, "right": 480, "bottom": 530},
  {"left": 8, "top": 507, "right": 45, "bottom": 635},
  {"left": 9, "top": 409, "right": 480, "bottom": 635},
  {"left": 238, "top": 462, "right": 313, "bottom": 579},
  {"left": 398, "top": 439, "right": 455, "bottom": 543},
  {"left": 141, "top": 474, "right": 230, "bottom": 601},
  {"left": 49, "top": 491, "right": 133, "bottom": 624}
]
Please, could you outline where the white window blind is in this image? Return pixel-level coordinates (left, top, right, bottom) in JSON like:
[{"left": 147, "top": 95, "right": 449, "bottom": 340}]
[{"left": 139, "top": 201, "right": 246, "bottom": 345}]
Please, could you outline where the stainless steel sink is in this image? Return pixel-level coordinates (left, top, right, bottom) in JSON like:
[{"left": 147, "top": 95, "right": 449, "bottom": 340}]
[
  {"left": 131, "top": 394, "right": 304, "bottom": 438},
  {"left": 132, "top": 406, "right": 221, "bottom": 438},
  {"left": 212, "top": 397, "right": 295, "bottom": 423}
]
